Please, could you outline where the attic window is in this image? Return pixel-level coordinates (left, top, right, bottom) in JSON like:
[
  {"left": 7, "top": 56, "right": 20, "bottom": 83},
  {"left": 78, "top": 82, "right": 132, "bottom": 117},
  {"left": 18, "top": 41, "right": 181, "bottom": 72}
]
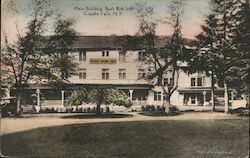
[
  {"left": 79, "top": 51, "right": 86, "bottom": 61},
  {"left": 102, "top": 50, "right": 109, "bottom": 57}
]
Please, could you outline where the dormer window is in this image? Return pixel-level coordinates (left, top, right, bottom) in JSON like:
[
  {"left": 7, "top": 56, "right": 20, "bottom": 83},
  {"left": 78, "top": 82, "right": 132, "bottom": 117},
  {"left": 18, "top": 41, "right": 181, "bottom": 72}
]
[
  {"left": 102, "top": 50, "right": 109, "bottom": 57},
  {"left": 119, "top": 51, "right": 126, "bottom": 62},
  {"left": 138, "top": 51, "right": 145, "bottom": 61},
  {"left": 79, "top": 51, "right": 86, "bottom": 61}
]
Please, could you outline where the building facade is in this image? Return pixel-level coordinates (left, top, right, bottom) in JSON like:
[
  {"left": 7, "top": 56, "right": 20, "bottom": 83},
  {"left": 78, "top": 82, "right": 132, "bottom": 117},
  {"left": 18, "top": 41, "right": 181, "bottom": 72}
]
[{"left": 10, "top": 36, "right": 226, "bottom": 111}]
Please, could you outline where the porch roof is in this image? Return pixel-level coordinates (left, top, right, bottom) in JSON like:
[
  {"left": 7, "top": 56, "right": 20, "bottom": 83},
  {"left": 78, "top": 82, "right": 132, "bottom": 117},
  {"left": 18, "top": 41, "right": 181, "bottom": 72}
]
[{"left": 178, "top": 87, "right": 224, "bottom": 93}]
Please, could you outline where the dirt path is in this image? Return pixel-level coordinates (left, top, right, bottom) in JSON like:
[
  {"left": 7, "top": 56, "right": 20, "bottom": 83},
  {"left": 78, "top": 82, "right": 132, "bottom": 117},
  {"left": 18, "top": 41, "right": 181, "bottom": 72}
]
[{"left": 0, "top": 112, "right": 245, "bottom": 135}]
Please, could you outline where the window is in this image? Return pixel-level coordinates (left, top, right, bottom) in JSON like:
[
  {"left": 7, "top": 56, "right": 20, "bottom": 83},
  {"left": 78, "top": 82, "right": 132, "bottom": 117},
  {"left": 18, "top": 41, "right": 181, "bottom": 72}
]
[
  {"left": 191, "top": 77, "right": 203, "bottom": 87},
  {"left": 154, "top": 92, "right": 161, "bottom": 101},
  {"left": 138, "top": 69, "right": 146, "bottom": 79},
  {"left": 79, "top": 68, "right": 86, "bottom": 79},
  {"left": 191, "top": 94, "right": 196, "bottom": 104},
  {"left": 191, "top": 78, "right": 196, "bottom": 86},
  {"left": 102, "top": 50, "right": 109, "bottom": 57},
  {"left": 163, "top": 78, "right": 174, "bottom": 86},
  {"left": 163, "top": 78, "right": 168, "bottom": 86},
  {"left": 119, "top": 51, "right": 126, "bottom": 62},
  {"left": 102, "top": 69, "right": 109, "bottom": 79},
  {"left": 163, "top": 93, "right": 166, "bottom": 100},
  {"left": 119, "top": 69, "right": 126, "bottom": 79},
  {"left": 138, "top": 51, "right": 145, "bottom": 61},
  {"left": 79, "top": 51, "right": 86, "bottom": 61},
  {"left": 197, "top": 77, "right": 203, "bottom": 86}
]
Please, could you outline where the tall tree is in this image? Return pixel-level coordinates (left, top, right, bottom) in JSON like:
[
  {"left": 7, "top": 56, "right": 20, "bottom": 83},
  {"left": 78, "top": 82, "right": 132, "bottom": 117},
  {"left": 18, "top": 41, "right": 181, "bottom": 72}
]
[
  {"left": 210, "top": 0, "right": 244, "bottom": 113},
  {"left": 117, "top": 1, "right": 187, "bottom": 113},
  {"left": 1, "top": 0, "right": 78, "bottom": 115},
  {"left": 192, "top": 0, "right": 248, "bottom": 112},
  {"left": 189, "top": 14, "right": 219, "bottom": 111},
  {"left": 229, "top": 0, "right": 250, "bottom": 104}
]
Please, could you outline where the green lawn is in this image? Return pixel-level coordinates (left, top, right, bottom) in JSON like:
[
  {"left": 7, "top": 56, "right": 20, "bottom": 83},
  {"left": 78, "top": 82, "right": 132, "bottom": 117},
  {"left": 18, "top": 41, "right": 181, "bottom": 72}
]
[{"left": 2, "top": 119, "right": 249, "bottom": 158}]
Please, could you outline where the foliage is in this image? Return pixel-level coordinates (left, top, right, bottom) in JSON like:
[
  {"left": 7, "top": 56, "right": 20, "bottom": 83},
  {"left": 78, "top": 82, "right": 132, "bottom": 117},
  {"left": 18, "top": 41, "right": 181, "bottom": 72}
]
[
  {"left": 1, "top": 0, "right": 78, "bottom": 114},
  {"left": 116, "top": 1, "right": 188, "bottom": 113},
  {"left": 190, "top": 0, "right": 250, "bottom": 112},
  {"left": 65, "top": 87, "right": 132, "bottom": 112}
]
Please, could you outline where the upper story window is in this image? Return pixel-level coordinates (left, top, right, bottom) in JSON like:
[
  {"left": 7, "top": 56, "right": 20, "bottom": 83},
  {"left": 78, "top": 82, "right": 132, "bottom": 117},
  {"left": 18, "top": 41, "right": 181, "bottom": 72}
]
[
  {"left": 154, "top": 92, "right": 161, "bottom": 101},
  {"left": 79, "top": 51, "right": 86, "bottom": 61},
  {"left": 102, "top": 68, "right": 109, "bottom": 80},
  {"left": 102, "top": 50, "right": 109, "bottom": 57},
  {"left": 79, "top": 68, "right": 86, "bottom": 79},
  {"left": 119, "top": 51, "right": 126, "bottom": 62},
  {"left": 138, "top": 69, "right": 146, "bottom": 79},
  {"left": 119, "top": 69, "right": 126, "bottom": 80},
  {"left": 191, "top": 77, "right": 203, "bottom": 87},
  {"left": 197, "top": 78, "right": 203, "bottom": 86},
  {"left": 163, "top": 78, "right": 174, "bottom": 86},
  {"left": 138, "top": 51, "right": 145, "bottom": 61}
]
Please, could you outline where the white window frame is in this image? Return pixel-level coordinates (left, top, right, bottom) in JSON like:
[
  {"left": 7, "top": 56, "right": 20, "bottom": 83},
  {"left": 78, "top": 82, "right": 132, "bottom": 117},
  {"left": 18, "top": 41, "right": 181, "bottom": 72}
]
[
  {"left": 79, "top": 68, "right": 86, "bottom": 79},
  {"left": 79, "top": 51, "right": 86, "bottom": 61},
  {"left": 119, "top": 51, "right": 126, "bottom": 62},
  {"left": 154, "top": 92, "right": 161, "bottom": 101},
  {"left": 102, "top": 68, "right": 109, "bottom": 79},
  {"left": 138, "top": 51, "right": 145, "bottom": 61},
  {"left": 119, "top": 69, "right": 126, "bottom": 80},
  {"left": 102, "top": 50, "right": 109, "bottom": 57},
  {"left": 138, "top": 69, "right": 146, "bottom": 79}
]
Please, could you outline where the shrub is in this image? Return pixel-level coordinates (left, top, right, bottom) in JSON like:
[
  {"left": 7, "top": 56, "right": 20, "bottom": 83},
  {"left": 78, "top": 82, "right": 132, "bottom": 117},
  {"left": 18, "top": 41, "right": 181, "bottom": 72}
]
[
  {"left": 106, "top": 106, "right": 110, "bottom": 113},
  {"left": 169, "top": 105, "right": 179, "bottom": 115}
]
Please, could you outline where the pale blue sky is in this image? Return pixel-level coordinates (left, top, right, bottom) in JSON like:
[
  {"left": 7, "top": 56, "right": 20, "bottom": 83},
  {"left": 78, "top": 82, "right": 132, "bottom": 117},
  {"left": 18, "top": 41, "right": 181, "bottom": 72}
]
[{"left": 2, "top": 0, "right": 211, "bottom": 41}]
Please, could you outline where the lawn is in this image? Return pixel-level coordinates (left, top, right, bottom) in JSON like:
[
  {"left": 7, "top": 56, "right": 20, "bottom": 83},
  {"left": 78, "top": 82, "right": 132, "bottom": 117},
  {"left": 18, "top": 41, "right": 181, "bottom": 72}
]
[{"left": 1, "top": 119, "right": 249, "bottom": 158}]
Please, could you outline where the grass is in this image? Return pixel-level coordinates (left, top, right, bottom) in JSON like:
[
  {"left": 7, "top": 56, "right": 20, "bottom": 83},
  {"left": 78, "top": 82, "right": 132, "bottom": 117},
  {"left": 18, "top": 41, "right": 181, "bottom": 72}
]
[{"left": 1, "top": 119, "right": 249, "bottom": 158}]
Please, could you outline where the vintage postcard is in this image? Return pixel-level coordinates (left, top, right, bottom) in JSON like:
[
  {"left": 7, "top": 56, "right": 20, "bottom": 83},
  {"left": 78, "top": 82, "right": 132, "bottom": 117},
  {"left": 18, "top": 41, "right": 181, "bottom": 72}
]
[{"left": 1, "top": 0, "right": 249, "bottom": 157}]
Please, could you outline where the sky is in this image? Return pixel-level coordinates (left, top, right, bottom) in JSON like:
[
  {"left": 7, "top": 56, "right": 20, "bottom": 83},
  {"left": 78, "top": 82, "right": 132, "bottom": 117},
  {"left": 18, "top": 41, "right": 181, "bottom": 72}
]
[{"left": 1, "top": 0, "right": 211, "bottom": 42}]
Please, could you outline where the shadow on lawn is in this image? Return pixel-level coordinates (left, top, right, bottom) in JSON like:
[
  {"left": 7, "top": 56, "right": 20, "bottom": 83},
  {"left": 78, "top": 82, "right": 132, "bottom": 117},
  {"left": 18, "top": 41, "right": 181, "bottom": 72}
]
[
  {"left": 61, "top": 113, "right": 133, "bottom": 119},
  {"left": 139, "top": 111, "right": 182, "bottom": 117}
]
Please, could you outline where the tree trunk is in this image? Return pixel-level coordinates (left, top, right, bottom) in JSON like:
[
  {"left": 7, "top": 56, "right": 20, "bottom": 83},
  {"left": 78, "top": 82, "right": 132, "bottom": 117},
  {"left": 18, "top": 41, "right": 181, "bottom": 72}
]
[
  {"left": 211, "top": 72, "right": 215, "bottom": 112},
  {"left": 164, "top": 99, "right": 171, "bottom": 113},
  {"left": 96, "top": 104, "right": 101, "bottom": 114},
  {"left": 224, "top": 80, "right": 229, "bottom": 113},
  {"left": 16, "top": 91, "right": 21, "bottom": 116}
]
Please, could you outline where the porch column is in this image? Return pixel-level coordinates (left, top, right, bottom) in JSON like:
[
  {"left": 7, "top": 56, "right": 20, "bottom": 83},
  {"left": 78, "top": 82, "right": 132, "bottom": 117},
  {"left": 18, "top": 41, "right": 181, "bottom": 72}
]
[
  {"left": 6, "top": 88, "right": 11, "bottom": 97},
  {"left": 36, "top": 88, "right": 40, "bottom": 107},
  {"left": 203, "top": 91, "right": 206, "bottom": 107},
  {"left": 61, "top": 90, "right": 65, "bottom": 106},
  {"left": 129, "top": 90, "right": 134, "bottom": 101},
  {"left": 231, "top": 91, "right": 234, "bottom": 101}
]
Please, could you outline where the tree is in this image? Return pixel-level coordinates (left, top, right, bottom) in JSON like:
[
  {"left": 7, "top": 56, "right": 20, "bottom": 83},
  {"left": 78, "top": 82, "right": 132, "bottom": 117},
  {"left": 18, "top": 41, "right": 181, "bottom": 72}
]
[
  {"left": 65, "top": 87, "right": 132, "bottom": 114},
  {"left": 191, "top": 0, "right": 249, "bottom": 112},
  {"left": 1, "top": 0, "right": 78, "bottom": 115},
  {"left": 229, "top": 0, "right": 250, "bottom": 104},
  {"left": 117, "top": 1, "right": 187, "bottom": 113},
  {"left": 189, "top": 14, "right": 219, "bottom": 111}
]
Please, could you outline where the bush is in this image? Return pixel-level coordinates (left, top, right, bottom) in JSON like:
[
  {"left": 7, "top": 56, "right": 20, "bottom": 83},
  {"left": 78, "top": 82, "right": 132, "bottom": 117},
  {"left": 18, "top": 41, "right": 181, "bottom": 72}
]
[
  {"left": 106, "top": 106, "right": 110, "bottom": 113},
  {"left": 230, "top": 107, "right": 249, "bottom": 117},
  {"left": 169, "top": 105, "right": 179, "bottom": 115}
]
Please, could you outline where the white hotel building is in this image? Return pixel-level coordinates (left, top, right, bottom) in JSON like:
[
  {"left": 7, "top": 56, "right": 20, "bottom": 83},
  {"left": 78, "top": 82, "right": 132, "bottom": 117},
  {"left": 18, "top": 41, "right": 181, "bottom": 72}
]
[{"left": 19, "top": 36, "right": 226, "bottom": 111}]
